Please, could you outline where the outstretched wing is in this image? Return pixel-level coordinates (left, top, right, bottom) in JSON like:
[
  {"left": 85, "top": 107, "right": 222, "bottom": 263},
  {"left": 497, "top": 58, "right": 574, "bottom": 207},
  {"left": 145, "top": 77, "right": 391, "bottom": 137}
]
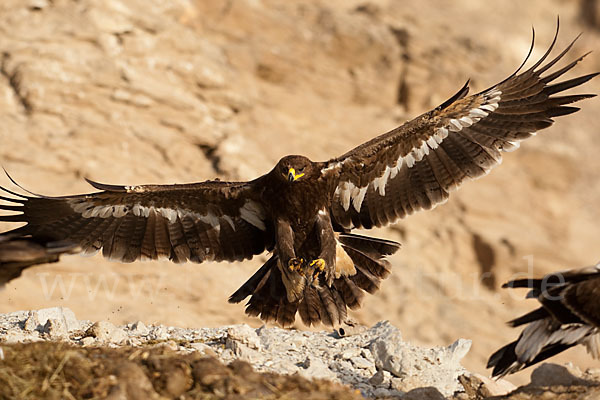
[
  {"left": 0, "top": 235, "right": 79, "bottom": 286},
  {"left": 487, "top": 264, "right": 600, "bottom": 377},
  {"left": 0, "top": 178, "right": 273, "bottom": 263},
  {"left": 325, "top": 26, "right": 598, "bottom": 230}
]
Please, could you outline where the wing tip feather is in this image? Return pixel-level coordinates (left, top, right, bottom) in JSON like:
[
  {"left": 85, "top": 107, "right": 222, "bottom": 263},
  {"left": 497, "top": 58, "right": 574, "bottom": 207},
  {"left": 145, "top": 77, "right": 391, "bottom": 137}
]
[{"left": 84, "top": 178, "right": 128, "bottom": 192}]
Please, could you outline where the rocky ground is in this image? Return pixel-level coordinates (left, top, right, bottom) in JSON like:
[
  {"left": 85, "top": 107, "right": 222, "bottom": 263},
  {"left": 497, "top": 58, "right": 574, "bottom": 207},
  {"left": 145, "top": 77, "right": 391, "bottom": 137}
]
[
  {"left": 0, "top": 0, "right": 600, "bottom": 397},
  {"left": 1, "top": 307, "right": 600, "bottom": 399}
]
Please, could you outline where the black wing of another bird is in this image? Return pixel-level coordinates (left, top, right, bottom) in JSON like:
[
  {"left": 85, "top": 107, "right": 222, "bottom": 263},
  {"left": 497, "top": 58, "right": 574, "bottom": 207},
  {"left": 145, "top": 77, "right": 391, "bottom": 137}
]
[{"left": 487, "top": 264, "right": 600, "bottom": 378}]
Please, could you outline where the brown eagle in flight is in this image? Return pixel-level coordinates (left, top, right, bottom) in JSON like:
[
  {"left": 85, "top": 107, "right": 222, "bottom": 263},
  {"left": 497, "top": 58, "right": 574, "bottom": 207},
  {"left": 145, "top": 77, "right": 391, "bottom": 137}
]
[
  {"left": 488, "top": 264, "right": 600, "bottom": 378},
  {"left": 0, "top": 26, "right": 597, "bottom": 327}
]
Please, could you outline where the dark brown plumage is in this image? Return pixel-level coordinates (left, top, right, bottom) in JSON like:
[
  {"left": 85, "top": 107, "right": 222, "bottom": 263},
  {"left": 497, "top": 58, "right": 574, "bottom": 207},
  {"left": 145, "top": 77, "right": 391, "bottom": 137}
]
[
  {"left": 0, "top": 235, "right": 79, "bottom": 287},
  {"left": 0, "top": 24, "right": 597, "bottom": 326},
  {"left": 487, "top": 264, "right": 600, "bottom": 378}
]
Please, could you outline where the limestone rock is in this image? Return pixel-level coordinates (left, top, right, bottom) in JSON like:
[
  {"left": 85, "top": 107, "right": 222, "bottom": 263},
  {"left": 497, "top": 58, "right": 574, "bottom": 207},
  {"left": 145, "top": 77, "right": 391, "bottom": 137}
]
[
  {"left": 402, "top": 387, "right": 446, "bottom": 400},
  {"left": 42, "top": 318, "right": 69, "bottom": 340},
  {"left": 36, "top": 307, "right": 80, "bottom": 332},
  {"left": 130, "top": 320, "right": 149, "bottom": 336},
  {"left": 226, "top": 324, "right": 261, "bottom": 351},
  {"left": 85, "top": 320, "right": 127, "bottom": 344},
  {"left": 529, "top": 363, "right": 591, "bottom": 387},
  {"left": 370, "top": 321, "right": 471, "bottom": 396},
  {"left": 23, "top": 311, "right": 39, "bottom": 332},
  {"left": 5, "top": 308, "right": 600, "bottom": 397},
  {"left": 299, "top": 355, "right": 337, "bottom": 381},
  {"left": 149, "top": 325, "right": 169, "bottom": 341}
]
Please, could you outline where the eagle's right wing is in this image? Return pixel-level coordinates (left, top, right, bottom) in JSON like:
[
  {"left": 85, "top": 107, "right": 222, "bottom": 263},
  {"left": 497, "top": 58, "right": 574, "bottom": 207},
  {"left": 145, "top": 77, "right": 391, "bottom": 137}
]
[
  {"left": 324, "top": 24, "right": 598, "bottom": 230},
  {"left": 0, "top": 177, "right": 273, "bottom": 264}
]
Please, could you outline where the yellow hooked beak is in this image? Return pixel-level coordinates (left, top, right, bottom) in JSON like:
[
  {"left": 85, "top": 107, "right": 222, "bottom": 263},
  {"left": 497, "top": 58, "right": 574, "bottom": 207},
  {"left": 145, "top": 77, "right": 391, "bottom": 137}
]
[{"left": 287, "top": 168, "right": 305, "bottom": 182}]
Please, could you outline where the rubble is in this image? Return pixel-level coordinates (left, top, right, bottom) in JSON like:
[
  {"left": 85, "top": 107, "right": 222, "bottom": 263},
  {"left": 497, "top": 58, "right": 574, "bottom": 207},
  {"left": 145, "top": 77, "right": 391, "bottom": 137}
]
[{"left": 0, "top": 308, "right": 472, "bottom": 398}]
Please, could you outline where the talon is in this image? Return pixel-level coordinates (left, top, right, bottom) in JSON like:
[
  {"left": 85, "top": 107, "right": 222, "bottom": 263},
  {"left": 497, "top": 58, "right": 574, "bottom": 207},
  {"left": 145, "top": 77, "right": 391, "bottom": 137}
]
[
  {"left": 310, "top": 258, "right": 326, "bottom": 272},
  {"left": 288, "top": 257, "right": 303, "bottom": 272}
]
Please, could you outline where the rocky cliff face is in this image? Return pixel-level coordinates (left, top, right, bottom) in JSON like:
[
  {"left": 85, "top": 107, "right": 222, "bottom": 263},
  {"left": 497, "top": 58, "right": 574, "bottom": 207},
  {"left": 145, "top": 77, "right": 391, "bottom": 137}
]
[{"left": 0, "top": 0, "right": 599, "bottom": 386}]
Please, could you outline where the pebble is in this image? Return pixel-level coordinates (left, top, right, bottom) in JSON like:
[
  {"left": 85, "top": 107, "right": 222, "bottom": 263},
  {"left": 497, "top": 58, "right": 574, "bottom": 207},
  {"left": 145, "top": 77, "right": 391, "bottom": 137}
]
[
  {"left": 23, "top": 312, "right": 39, "bottom": 332},
  {"left": 226, "top": 324, "right": 261, "bottom": 350},
  {"left": 150, "top": 325, "right": 169, "bottom": 341},
  {"left": 36, "top": 307, "right": 80, "bottom": 332},
  {"left": 130, "top": 320, "right": 149, "bottom": 336},
  {"left": 43, "top": 318, "right": 69, "bottom": 340},
  {"left": 369, "top": 370, "right": 385, "bottom": 386},
  {"left": 85, "top": 321, "right": 127, "bottom": 344},
  {"left": 350, "top": 356, "right": 373, "bottom": 370}
]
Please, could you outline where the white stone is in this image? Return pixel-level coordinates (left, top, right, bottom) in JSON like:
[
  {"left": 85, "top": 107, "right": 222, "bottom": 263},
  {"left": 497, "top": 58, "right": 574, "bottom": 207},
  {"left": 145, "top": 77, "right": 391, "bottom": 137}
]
[
  {"left": 43, "top": 318, "right": 69, "bottom": 340},
  {"left": 85, "top": 320, "right": 127, "bottom": 344},
  {"left": 471, "top": 373, "right": 517, "bottom": 396},
  {"left": 36, "top": 307, "right": 80, "bottom": 332},
  {"left": 23, "top": 311, "right": 39, "bottom": 332},
  {"left": 150, "top": 325, "right": 169, "bottom": 341},
  {"left": 369, "top": 321, "right": 470, "bottom": 397},
  {"left": 130, "top": 320, "right": 149, "bottom": 336},
  {"left": 340, "top": 348, "right": 361, "bottom": 360},
  {"left": 350, "top": 356, "right": 373, "bottom": 370},
  {"left": 226, "top": 324, "right": 261, "bottom": 350},
  {"left": 81, "top": 336, "right": 96, "bottom": 346},
  {"left": 299, "top": 355, "right": 337, "bottom": 381}
]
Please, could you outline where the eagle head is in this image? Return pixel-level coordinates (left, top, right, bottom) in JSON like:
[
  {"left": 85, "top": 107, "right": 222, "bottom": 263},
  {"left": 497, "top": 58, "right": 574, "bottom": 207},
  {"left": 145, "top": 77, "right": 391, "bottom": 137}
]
[{"left": 276, "top": 155, "right": 313, "bottom": 183}]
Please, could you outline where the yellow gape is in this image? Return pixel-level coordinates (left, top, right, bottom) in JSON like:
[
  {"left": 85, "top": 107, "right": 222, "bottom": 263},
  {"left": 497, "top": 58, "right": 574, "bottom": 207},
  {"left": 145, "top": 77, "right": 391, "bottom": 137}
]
[{"left": 287, "top": 168, "right": 305, "bottom": 182}]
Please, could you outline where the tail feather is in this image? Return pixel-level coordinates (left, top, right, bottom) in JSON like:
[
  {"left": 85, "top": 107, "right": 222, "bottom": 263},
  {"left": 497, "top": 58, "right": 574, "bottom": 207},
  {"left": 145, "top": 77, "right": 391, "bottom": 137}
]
[
  {"left": 228, "top": 257, "right": 275, "bottom": 304},
  {"left": 341, "top": 244, "right": 391, "bottom": 280},
  {"left": 347, "top": 263, "right": 381, "bottom": 294},
  {"left": 337, "top": 233, "right": 400, "bottom": 257},
  {"left": 298, "top": 286, "right": 322, "bottom": 326},
  {"left": 317, "top": 284, "right": 345, "bottom": 326},
  {"left": 337, "top": 276, "right": 364, "bottom": 310},
  {"left": 276, "top": 300, "right": 298, "bottom": 327},
  {"left": 228, "top": 232, "right": 400, "bottom": 327}
]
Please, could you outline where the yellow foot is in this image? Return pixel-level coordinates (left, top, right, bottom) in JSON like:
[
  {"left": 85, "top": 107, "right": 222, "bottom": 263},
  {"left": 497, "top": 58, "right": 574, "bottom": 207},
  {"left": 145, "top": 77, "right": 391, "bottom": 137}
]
[
  {"left": 310, "top": 258, "right": 326, "bottom": 279},
  {"left": 310, "top": 258, "right": 326, "bottom": 271},
  {"left": 288, "top": 257, "right": 304, "bottom": 272}
]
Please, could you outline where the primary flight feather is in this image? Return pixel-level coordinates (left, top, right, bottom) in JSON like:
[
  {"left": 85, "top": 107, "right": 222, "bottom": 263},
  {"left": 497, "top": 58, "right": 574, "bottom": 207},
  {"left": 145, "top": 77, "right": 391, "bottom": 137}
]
[{"left": 488, "top": 264, "right": 600, "bottom": 378}]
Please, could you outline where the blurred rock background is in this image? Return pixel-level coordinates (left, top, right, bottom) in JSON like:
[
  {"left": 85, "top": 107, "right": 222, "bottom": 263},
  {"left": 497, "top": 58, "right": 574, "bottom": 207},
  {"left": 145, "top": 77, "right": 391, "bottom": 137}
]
[{"left": 0, "top": 0, "right": 599, "bottom": 386}]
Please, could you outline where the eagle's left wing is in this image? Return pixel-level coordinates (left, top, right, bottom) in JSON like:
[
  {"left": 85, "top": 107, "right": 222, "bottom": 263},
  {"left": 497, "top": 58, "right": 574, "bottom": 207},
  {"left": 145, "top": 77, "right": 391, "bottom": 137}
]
[{"left": 325, "top": 28, "right": 598, "bottom": 230}]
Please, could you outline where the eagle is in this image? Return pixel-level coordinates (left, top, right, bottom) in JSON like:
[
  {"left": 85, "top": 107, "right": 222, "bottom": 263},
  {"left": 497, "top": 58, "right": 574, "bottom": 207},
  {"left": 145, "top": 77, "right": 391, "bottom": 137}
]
[
  {"left": 0, "top": 26, "right": 597, "bottom": 327},
  {"left": 487, "top": 264, "right": 600, "bottom": 378}
]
